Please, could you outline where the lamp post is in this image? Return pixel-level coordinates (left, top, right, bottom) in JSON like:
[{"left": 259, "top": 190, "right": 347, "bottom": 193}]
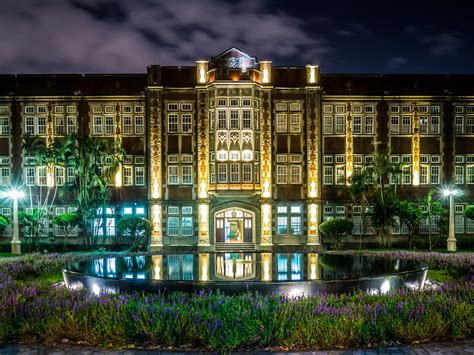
[
  {"left": 443, "top": 188, "right": 457, "bottom": 252},
  {"left": 5, "top": 189, "right": 25, "bottom": 254}
]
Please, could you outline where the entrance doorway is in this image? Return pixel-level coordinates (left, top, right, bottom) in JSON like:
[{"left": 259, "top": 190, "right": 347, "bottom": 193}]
[{"left": 215, "top": 209, "right": 253, "bottom": 243}]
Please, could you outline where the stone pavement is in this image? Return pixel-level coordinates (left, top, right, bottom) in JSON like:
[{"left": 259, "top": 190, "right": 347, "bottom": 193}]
[{"left": 0, "top": 340, "right": 473, "bottom": 354}]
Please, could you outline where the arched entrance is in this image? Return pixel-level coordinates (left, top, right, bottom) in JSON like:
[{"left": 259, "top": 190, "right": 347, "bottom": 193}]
[{"left": 215, "top": 208, "right": 254, "bottom": 245}]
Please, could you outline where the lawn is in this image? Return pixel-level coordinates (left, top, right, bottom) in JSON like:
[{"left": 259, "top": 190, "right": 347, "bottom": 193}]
[{"left": 0, "top": 251, "right": 472, "bottom": 351}]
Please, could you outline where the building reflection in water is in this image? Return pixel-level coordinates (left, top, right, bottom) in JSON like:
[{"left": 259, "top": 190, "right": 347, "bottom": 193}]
[
  {"left": 277, "top": 253, "right": 303, "bottom": 281},
  {"left": 152, "top": 255, "right": 163, "bottom": 280},
  {"left": 199, "top": 253, "right": 210, "bottom": 281},
  {"left": 307, "top": 253, "right": 320, "bottom": 280},
  {"left": 214, "top": 253, "right": 255, "bottom": 280},
  {"left": 261, "top": 253, "right": 272, "bottom": 281},
  {"left": 167, "top": 254, "right": 194, "bottom": 280}
]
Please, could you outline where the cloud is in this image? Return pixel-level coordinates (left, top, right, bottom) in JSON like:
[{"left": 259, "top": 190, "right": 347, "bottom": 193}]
[
  {"left": 386, "top": 57, "right": 407, "bottom": 69},
  {"left": 0, "top": 0, "right": 332, "bottom": 73},
  {"left": 405, "top": 26, "right": 464, "bottom": 56}
]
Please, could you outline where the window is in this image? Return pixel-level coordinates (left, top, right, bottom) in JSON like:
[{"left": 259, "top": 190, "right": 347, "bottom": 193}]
[
  {"left": 467, "top": 165, "right": 474, "bottom": 184},
  {"left": 335, "top": 115, "right": 345, "bottom": 134},
  {"left": 402, "top": 165, "right": 411, "bottom": 185},
  {"left": 365, "top": 116, "right": 374, "bottom": 134},
  {"left": 67, "top": 116, "right": 76, "bottom": 134},
  {"left": 167, "top": 206, "right": 193, "bottom": 237},
  {"left": 323, "top": 116, "right": 333, "bottom": 134},
  {"left": 123, "top": 116, "right": 132, "bottom": 134},
  {"left": 390, "top": 116, "right": 399, "bottom": 134},
  {"left": 335, "top": 165, "right": 345, "bottom": 185},
  {"left": 94, "top": 207, "right": 115, "bottom": 237},
  {"left": 37, "top": 117, "right": 46, "bottom": 135},
  {"left": 123, "top": 166, "right": 133, "bottom": 186},
  {"left": 289, "top": 114, "right": 301, "bottom": 133},
  {"left": 217, "top": 164, "right": 227, "bottom": 183},
  {"left": 277, "top": 165, "right": 287, "bottom": 184},
  {"left": 430, "top": 165, "right": 440, "bottom": 184},
  {"left": 290, "top": 165, "right": 301, "bottom": 184},
  {"left": 277, "top": 205, "right": 302, "bottom": 236},
  {"left": 242, "top": 163, "right": 252, "bottom": 183},
  {"left": 276, "top": 113, "right": 287, "bottom": 133},
  {"left": 182, "top": 166, "right": 192, "bottom": 184},
  {"left": 0, "top": 165, "right": 10, "bottom": 185},
  {"left": 93, "top": 116, "right": 102, "bottom": 135},
  {"left": 230, "top": 110, "right": 239, "bottom": 129},
  {"left": 168, "top": 114, "right": 178, "bottom": 133},
  {"left": 218, "top": 111, "right": 227, "bottom": 129},
  {"left": 401, "top": 116, "right": 411, "bottom": 134},
  {"left": 352, "top": 116, "right": 362, "bottom": 134},
  {"left": 0, "top": 117, "right": 9, "bottom": 135},
  {"left": 242, "top": 110, "right": 251, "bottom": 129},
  {"left": 455, "top": 116, "right": 464, "bottom": 134},
  {"left": 135, "top": 116, "right": 144, "bottom": 134},
  {"left": 323, "top": 166, "right": 333, "bottom": 185},
  {"left": 420, "top": 165, "right": 429, "bottom": 184},
  {"left": 455, "top": 165, "right": 464, "bottom": 184},
  {"left": 25, "top": 167, "right": 35, "bottom": 186},
  {"left": 55, "top": 167, "right": 65, "bottom": 186},
  {"left": 168, "top": 166, "right": 179, "bottom": 184}
]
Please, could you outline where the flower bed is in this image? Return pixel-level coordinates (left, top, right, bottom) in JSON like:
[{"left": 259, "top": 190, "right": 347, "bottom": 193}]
[{"left": 0, "top": 252, "right": 472, "bottom": 351}]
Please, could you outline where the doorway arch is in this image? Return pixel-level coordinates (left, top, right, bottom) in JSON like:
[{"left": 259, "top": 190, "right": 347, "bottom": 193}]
[{"left": 214, "top": 208, "right": 255, "bottom": 244}]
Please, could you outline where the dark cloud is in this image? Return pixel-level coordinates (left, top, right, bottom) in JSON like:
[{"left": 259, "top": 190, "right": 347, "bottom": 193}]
[
  {"left": 386, "top": 57, "right": 407, "bottom": 69},
  {"left": 0, "top": 0, "right": 332, "bottom": 73},
  {"left": 405, "top": 26, "right": 464, "bottom": 57}
]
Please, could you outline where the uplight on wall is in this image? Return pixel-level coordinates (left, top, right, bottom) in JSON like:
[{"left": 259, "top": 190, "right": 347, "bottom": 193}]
[
  {"left": 115, "top": 164, "right": 122, "bottom": 187},
  {"left": 260, "top": 61, "right": 272, "bottom": 84},
  {"left": 199, "top": 179, "right": 207, "bottom": 199},
  {"left": 152, "top": 182, "right": 160, "bottom": 199},
  {"left": 261, "top": 253, "right": 272, "bottom": 281},
  {"left": 47, "top": 164, "right": 55, "bottom": 187},
  {"left": 196, "top": 60, "right": 209, "bottom": 84},
  {"left": 306, "top": 65, "right": 319, "bottom": 85}
]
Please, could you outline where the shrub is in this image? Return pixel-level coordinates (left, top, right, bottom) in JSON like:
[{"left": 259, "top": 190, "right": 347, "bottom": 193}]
[
  {"left": 319, "top": 218, "right": 353, "bottom": 250},
  {"left": 117, "top": 217, "right": 152, "bottom": 251}
]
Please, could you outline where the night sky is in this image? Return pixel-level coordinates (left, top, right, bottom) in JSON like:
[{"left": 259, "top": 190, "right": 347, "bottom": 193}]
[{"left": 0, "top": 0, "right": 472, "bottom": 74}]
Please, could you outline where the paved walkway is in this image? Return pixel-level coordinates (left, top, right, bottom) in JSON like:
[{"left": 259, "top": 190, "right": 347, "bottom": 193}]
[{"left": 0, "top": 340, "right": 473, "bottom": 354}]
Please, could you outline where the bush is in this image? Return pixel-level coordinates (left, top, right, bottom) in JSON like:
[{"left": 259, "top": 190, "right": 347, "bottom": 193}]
[
  {"left": 117, "top": 217, "right": 152, "bottom": 251},
  {"left": 319, "top": 218, "right": 353, "bottom": 250}
]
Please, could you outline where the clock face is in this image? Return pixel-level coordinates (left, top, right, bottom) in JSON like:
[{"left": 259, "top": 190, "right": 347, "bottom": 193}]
[{"left": 228, "top": 57, "right": 240, "bottom": 68}]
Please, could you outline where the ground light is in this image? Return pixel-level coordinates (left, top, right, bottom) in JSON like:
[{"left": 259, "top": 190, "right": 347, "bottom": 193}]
[
  {"left": 442, "top": 187, "right": 459, "bottom": 252},
  {"left": 1, "top": 188, "right": 25, "bottom": 254}
]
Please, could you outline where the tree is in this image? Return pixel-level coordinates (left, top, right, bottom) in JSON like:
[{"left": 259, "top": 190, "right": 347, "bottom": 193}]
[
  {"left": 368, "top": 151, "right": 399, "bottom": 247},
  {"left": 65, "top": 134, "right": 123, "bottom": 249},
  {"left": 422, "top": 189, "right": 445, "bottom": 251},
  {"left": 0, "top": 214, "right": 9, "bottom": 233},
  {"left": 371, "top": 192, "right": 399, "bottom": 247},
  {"left": 53, "top": 212, "right": 81, "bottom": 250},
  {"left": 22, "top": 135, "right": 71, "bottom": 246},
  {"left": 397, "top": 199, "right": 423, "bottom": 249},
  {"left": 18, "top": 208, "right": 48, "bottom": 251},
  {"left": 117, "top": 216, "right": 152, "bottom": 251},
  {"left": 347, "top": 167, "right": 372, "bottom": 249},
  {"left": 464, "top": 206, "right": 474, "bottom": 220},
  {"left": 319, "top": 217, "right": 353, "bottom": 250}
]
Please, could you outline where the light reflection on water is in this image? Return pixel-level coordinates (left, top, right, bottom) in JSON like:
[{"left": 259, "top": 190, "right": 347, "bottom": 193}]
[{"left": 71, "top": 252, "right": 425, "bottom": 283}]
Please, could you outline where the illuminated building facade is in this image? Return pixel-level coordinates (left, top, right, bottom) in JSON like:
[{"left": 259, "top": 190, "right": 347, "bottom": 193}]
[{"left": 0, "top": 47, "right": 473, "bottom": 250}]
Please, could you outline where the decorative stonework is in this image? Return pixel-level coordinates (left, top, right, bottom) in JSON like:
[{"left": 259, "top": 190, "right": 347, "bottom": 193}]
[
  {"left": 197, "top": 91, "right": 209, "bottom": 199},
  {"left": 306, "top": 89, "right": 320, "bottom": 245},
  {"left": 260, "top": 90, "right": 272, "bottom": 198},
  {"left": 260, "top": 203, "right": 272, "bottom": 246},
  {"left": 197, "top": 89, "right": 210, "bottom": 247},
  {"left": 149, "top": 91, "right": 162, "bottom": 200},
  {"left": 412, "top": 103, "right": 420, "bottom": 186},
  {"left": 307, "top": 91, "right": 318, "bottom": 199},
  {"left": 149, "top": 89, "right": 163, "bottom": 247},
  {"left": 346, "top": 102, "right": 353, "bottom": 184}
]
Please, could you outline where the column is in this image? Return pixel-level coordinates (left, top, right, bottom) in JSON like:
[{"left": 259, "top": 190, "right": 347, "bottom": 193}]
[
  {"left": 260, "top": 83, "right": 273, "bottom": 248},
  {"left": 197, "top": 87, "right": 210, "bottom": 249},
  {"left": 148, "top": 85, "right": 164, "bottom": 250},
  {"left": 305, "top": 66, "right": 321, "bottom": 248},
  {"left": 412, "top": 103, "right": 420, "bottom": 186},
  {"left": 346, "top": 102, "right": 353, "bottom": 184}
]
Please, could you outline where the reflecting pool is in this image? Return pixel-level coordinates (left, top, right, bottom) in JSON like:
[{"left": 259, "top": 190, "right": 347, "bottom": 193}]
[{"left": 63, "top": 252, "right": 428, "bottom": 296}]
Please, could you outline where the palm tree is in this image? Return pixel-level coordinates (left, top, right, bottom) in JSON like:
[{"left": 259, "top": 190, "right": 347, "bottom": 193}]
[
  {"left": 348, "top": 167, "right": 372, "bottom": 249},
  {"left": 65, "top": 134, "right": 123, "bottom": 249}
]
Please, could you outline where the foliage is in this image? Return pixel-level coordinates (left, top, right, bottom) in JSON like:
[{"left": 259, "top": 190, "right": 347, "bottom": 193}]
[
  {"left": 117, "top": 216, "right": 152, "bottom": 251},
  {"left": 347, "top": 168, "right": 372, "bottom": 248},
  {"left": 396, "top": 200, "right": 423, "bottom": 249},
  {"left": 319, "top": 218, "right": 353, "bottom": 250},
  {"left": 18, "top": 208, "right": 48, "bottom": 251},
  {"left": 52, "top": 213, "right": 81, "bottom": 249},
  {"left": 464, "top": 206, "right": 474, "bottom": 219},
  {"left": 65, "top": 134, "right": 123, "bottom": 249},
  {"left": 0, "top": 214, "right": 9, "bottom": 232},
  {"left": 371, "top": 192, "right": 399, "bottom": 248},
  {"left": 422, "top": 190, "right": 445, "bottom": 251},
  {"left": 21, "top": 136, "right": 72, "bottom": 239},
  {"left": 0, "top": 252, "right": 472, "bottom": 351}
]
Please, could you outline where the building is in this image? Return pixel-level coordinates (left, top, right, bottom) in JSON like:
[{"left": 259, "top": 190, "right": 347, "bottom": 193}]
[{"left": 0, "top": 47, "right": 473, "bottom": 251}]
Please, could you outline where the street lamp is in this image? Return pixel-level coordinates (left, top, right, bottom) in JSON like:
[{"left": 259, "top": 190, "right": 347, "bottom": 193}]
[
  {"left": 2, "top": 188, "right": 25, "bottom": 254},
  {"left": 443, "top": 188, "right": 458, "bottom": 252}
]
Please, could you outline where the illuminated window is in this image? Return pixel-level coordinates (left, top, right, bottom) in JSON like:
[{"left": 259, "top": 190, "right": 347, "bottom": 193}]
[
  {"left": 390, "top": 116, "right": 399, "bottom": 134},
  {"left": 94, "top": 207, "right": 115, "bottom": 237},
  {"left": 230, "top": 110, "right": 239, "bottom": 129},
  {"left": 168, "top": 166, "right": 179, "bottom": 185},
  {"left": 218, "top": 111, "right": 227, "bottom": 129},
  {"left": 167, "top": 206, "right": 193, "bottom": 237},
  {"left": 123, "top": 166, "right": 133, "bottom": 186},
  {"left": 276, "top": 165, "right": 287, "bottom": 184},
  {"left": 324, "top": 116, "right": 333, "bottom": 134},
  {"left": 289, "top": 114, "right": 301, "bottom": 133},
  {"left": 242, "top": 110, "right": 251, "bottom": 129},
  {"left": 0, "top": 166, "right": 10, "bottom": 186},
  {"left": 217, "top": 163, "right": 227, "bottom": 183},
  {"left": 182, "top": 166, "right": 193, "bottom": 185},
  {"left": 276, "top": 113, "right": 287, "bottom": 133},
  {"left": 37, "top": 117, "right": 46, "bottom": 135},
  {"left": 242, "top": 163, "right": 252, "bottom": 183},
  {"left": 401, "top": 116, "right": 411, "bottom": 134},
  {"left": 277, "top": 204, "right": 302, "bottom": 236},
  {"left": 104, "top": 116, "right": 114, "bottom": 135}
]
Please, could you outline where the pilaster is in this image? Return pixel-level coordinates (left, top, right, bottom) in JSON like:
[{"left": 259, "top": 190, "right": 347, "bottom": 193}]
[
  {"left": 260, "top": 88, "right": 273, "bottom": 247},
  {"left": 412, "top": 103, "right": 420, "bottom": 186}
]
